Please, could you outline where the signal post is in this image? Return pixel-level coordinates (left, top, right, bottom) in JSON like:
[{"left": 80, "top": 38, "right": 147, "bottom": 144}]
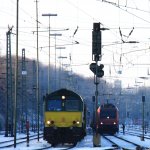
[{"left": 90, "top": 22, "right": 105, "bottom": 147}]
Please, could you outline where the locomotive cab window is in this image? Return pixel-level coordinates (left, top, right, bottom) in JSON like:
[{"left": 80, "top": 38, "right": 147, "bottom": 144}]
[
  {"left": 100, "top": 109, "right": 116, "bottom": 119},
  {"left": 65, "top": 100, "right": 82, "bottom": 111},
  {"left": 46, "top": 100, "right": 62, "bottom": 111}
]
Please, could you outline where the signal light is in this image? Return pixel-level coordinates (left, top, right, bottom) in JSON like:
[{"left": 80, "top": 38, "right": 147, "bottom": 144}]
[
  {"left": 90, "top": 63, "right": 104, "bottom": 78},
  {"left": 93, "top": 22, "right": 100, "bottom": 31},
  {"left": 98, "top": 64, "right": 104, "bottom": 78},
  {"left": 92, "top": 31, "right": 101, "bottom": 56},
  {"left": 92, "top": 22, "right": 101, "bottom": 61}
]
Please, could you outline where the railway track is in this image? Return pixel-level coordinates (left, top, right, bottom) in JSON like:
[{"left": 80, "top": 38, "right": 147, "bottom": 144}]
[
  {"left": 0, "top": 133, "right": 43, "bottom": 149},
  {"left": 1, "top": 132, "right": 150, "bottom": 149},
  {"left": 103, "top": 135, "right": 150, "bottom": 150},
  {"left": 103, "top": 135, "right": 136, "bottom": 149},
  {"left": 126, "top": 126, "right": 150, "bottom": 133},
  {"left": 31, "top": 145, "right": 75, "bottom": 150},
  {"left": 120, "top": 130, "right": 150, "bottom": 140},
  {"left": 33, "top": 143, "right": 76, "bottom": 150},
  {"left": 0, "top": 133, "right": 76, "bottom": 150}
]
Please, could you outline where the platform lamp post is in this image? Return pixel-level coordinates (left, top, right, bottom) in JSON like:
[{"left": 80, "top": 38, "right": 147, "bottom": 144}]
[{"left": 42, "top": 13, "right": 57, "bottom": 93}]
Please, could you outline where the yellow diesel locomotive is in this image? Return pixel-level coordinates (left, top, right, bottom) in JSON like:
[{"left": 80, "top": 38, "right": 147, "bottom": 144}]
[{"left": 43, "top": 88, "right": 86, "bottom": 146}]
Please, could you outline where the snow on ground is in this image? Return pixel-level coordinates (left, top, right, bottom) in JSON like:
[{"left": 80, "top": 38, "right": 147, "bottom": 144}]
[
  {"left": 118, "top": 134, "right": 150, "bottom": 148},
  {"left": 0, "top": 131, "right": 150, "bottom": 149},
  {"left": 0, "top": 132, "right": 114, "bottom": 150}
]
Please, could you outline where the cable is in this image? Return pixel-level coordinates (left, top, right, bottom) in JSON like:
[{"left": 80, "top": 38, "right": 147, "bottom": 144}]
[{"left": 102, "top": 0, "right": 150, "bottom": 24}]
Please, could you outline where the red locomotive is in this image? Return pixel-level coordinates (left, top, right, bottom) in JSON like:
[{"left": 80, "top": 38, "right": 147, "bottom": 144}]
[{"left": 97, "top": 103, "right": 119, "bottom": 135}]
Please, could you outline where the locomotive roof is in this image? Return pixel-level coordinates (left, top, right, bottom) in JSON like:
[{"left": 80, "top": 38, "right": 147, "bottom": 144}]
[
  {"left": 46, "top": 88, "right": 83, "bottom": 101},
  {"left": 100, "top": 103, "right": 116, "bottom": 108}
]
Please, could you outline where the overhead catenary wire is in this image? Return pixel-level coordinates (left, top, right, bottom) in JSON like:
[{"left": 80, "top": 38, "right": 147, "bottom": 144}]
[
  {"left": 1, "top": 0, "right": 150, "bottom": 83},
  {"left": 102, "top": 0, "right": 150, "bottom": 24},
  {"left": 0, "top": 0, "right": 148, "bottom": 56}
]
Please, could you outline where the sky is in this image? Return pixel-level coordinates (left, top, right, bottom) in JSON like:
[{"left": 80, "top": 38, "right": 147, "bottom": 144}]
[{"left": 1, "top": 0, "right": 150, "bottom": 88}]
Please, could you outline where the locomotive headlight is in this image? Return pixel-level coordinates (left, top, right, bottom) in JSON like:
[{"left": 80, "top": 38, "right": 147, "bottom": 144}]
[
  {"left": 62, "top": 95, "right": 65, "bottom": 100},
  {"left": 47, "top": 120, "right": 54, "bottom": 125},
  {"left": 76, "top": 121, "right": 80, "bottom": 124},
  {"left": 113, "top": 122, "right": 116, "bottom": 125},
  {"left": 73, "top": 120, "right": 80, "bottom": 125},
  {"left": 47, "top": 120, "right": 51, "bottom": 125}
]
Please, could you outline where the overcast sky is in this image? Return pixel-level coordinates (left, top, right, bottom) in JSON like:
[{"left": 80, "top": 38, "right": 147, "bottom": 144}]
[{"left": 1, "top": 0, "right": 150, "bottom": 87}]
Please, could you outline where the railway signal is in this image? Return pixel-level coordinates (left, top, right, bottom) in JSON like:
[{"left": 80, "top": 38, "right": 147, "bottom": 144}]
[
  {"left": 98, "top": 64, "right": 104, "bottom": 78},
  {"left": 90, "top": 63, "right": 104, "bottom": 78},
  {"left": 92, "top": 23, "right": 101, "bottom": 61},
  {"left": 91, "top": 22, "right": 104, "bottom": 147}
]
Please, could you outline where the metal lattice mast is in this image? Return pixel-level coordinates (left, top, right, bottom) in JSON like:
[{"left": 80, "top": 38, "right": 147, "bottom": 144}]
[{"left": 5, "top": 27, "right": 13, "bottom": 137}]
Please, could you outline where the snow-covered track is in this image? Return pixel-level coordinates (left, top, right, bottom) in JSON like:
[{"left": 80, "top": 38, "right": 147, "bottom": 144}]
[
  {"left": 36, "top": 144, "right": 75, "bottom": 150},
  {"left": 102, "top": 135, "right": 121, "bottom": 149},
  {"left": 0, "top": 134, "right": 43, "bottom": 148},
  {"left": 103, "top": 135, "right": 142, "bottom": 150},
  {"left": 114, "top": 135, "right": 150, "bottom": 149},
  {"left": 120, "top": 131, "right": 150, "bottom": 140}
]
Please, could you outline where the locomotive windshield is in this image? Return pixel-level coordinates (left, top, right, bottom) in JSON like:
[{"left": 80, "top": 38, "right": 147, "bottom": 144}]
[
  {"left": 100, "top": 109, "right": 116, "bottom": 119},
  {"left": 65, "top": 100, "right": 82, "bottom": 111},
  {"left": 46, "top": 99, "right": 82, "bottom": 111},
  {"left": 47, "top": 100, "right": 62, "bottom": 111}
]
